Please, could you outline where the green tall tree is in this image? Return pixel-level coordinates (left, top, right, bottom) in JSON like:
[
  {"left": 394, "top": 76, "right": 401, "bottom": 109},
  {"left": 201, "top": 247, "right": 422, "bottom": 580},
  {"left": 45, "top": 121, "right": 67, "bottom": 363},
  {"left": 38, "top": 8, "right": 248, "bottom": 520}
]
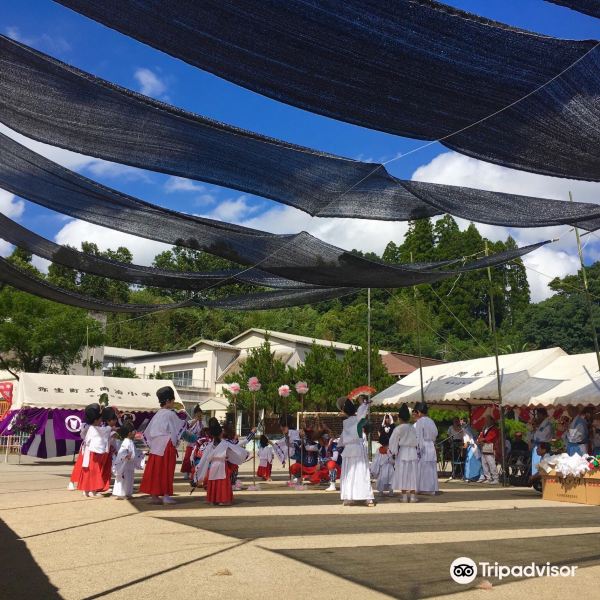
[
  {"left": 223, "top": 338, "right": 291, "bottom": 415},
  {"left": 0, "top": 287, "right": 104, "bottom": 374}
]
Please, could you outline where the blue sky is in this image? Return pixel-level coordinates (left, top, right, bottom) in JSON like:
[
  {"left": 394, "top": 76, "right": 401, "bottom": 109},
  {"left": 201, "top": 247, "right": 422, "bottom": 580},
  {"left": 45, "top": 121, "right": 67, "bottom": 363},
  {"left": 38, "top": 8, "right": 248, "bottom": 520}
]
[{"left": 0, "top": 0, "right": 599, "bottom": 301}]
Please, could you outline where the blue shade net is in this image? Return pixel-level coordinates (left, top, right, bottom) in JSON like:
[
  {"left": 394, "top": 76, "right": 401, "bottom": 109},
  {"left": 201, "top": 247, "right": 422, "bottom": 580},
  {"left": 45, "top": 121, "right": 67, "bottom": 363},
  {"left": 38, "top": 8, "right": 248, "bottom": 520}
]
[
  {"left": 545, "top": 0, "right": 600, "bottom": 18},
  {"left": 2, "top": 37, "right": 600, "bottom": 229},
  {"left": 0, "top": 256, "right": 358, "bottom": 313},
  {"left": 53, "top": 0, "right": 600, "bottom": 181},
  {"left": 0, "top": 133, "right": 551, "bottom": 289}
]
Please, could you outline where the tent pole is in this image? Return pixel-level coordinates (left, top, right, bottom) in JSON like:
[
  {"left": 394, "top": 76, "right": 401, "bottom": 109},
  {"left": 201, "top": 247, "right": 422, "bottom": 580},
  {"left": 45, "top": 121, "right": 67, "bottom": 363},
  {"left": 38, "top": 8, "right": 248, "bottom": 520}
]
[
  {"left": 367, "top": 287, "right": 373, "bottom": 460},
  {"left": 485, "top": 242, "right": 507, "bottom": 487},
  {"left": 411, "top": 253, "right": 425, "bottom": 403},
  {"left": 570, "top": 191, "right": 600, "bottom": 373}
]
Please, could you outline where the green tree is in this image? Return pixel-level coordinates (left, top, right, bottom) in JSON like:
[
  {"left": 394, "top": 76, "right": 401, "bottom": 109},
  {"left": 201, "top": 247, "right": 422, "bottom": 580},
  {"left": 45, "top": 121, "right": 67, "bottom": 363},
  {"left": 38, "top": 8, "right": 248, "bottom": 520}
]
[
  {"left": 223, "top": 338, "right": 291, "bottom": 415},
  {"left": 105, "top": 365, "right": 138, "bottom": 378},
  {"left": 0, "top": 287, "right": 104, "bottom": 374}
]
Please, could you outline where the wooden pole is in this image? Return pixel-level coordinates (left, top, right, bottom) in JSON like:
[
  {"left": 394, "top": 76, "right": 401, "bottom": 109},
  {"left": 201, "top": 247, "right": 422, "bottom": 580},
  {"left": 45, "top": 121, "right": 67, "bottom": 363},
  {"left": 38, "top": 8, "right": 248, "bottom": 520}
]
[
  {"left": 570, "top": 191, "right": 600, "bottom": 372},
  {"left": 299, "top": 393, "right": 305, "bottom": 483},
  {"left": 367, "top": 287, "right": 373, "bottom": 460},
  {"left": 411, "top": 252, "right": 425, "bottom": 403},
  {"left": 485, "top": 241, "right": 507, "bottom": 486},
  {"left": 252, "top": 392, "right": 257, "bottom": 487}
]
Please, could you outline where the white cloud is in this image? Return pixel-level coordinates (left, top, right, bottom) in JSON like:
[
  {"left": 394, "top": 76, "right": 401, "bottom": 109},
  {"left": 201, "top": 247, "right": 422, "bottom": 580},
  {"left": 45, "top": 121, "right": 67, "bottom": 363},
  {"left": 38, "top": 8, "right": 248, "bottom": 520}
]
[
  {"left": 133, "top": 68, "right": 167, "bottom": 98},
  {"left": 411, "top": 151, "right": 600, "bottom": 302},
  {"left": 208, "top": 195, "right": 261, "bottom": 222},
  {"left": 164, "top": 176, "right": 205, "bottom": 193},
  {"left": 5, "top": 26, "right": 71, "bottom": 54},
  {"left": 0, "top": 239, "right": 13, "bottom": 257},
  {"left": 0, "top": 190, "right": 25, "bottom": 219},
  {"left": 55, "top": 220, "right": 171, "bottom": 266}
]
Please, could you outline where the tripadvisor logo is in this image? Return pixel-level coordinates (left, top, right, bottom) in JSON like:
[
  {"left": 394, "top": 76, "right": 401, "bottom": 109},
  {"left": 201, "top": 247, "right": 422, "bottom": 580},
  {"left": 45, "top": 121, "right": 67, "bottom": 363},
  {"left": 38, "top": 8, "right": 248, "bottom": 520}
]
[{"left": 450, "top": 557, "right": 578, "bottom": 584}]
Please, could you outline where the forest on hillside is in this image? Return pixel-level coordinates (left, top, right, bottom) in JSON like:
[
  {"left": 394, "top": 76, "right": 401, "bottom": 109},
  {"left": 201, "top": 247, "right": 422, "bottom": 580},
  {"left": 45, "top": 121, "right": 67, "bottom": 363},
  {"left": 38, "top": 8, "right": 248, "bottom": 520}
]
[{"left": 1, "top": 216, "right": 598, "bottom": 377}]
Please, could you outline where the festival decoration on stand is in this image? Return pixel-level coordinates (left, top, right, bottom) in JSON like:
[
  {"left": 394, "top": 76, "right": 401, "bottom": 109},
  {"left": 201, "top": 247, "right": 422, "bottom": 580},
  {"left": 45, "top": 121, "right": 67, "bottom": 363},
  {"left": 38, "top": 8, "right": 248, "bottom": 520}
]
[
  {"left": 247, "top": 377, "right": 261, "bottom": 491},
  {"left": 228, "top": 382, "right": 241, "bottom": 435},
  {"left": 278, "top": 384, "right": 293, "bottom": 485},
  {"left": 295, "top": 381, "right": 309, "bottom": 490}
]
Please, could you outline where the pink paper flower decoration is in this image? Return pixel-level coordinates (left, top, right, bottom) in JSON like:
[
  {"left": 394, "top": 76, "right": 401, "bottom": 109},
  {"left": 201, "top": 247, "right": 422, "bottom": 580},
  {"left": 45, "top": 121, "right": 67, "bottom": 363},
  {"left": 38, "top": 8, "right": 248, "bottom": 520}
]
[
  {"left": 248, "top": 376, "right": 262, "bottom": 392},
  {"left": 228, "top": 382, "right": 241, "bottom": 395},
  {"left": 295, "top": 381, "right": 309, "bottom": 395},
  {"left": 278, "top": 384, "right": 291, "bottom": 397}
]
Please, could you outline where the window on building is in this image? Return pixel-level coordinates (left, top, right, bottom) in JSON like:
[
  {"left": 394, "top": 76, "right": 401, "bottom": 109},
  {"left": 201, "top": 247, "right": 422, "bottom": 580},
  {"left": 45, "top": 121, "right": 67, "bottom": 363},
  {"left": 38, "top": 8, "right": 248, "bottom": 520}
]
[{"left": 162, "top": 370, "right": 193, "bottom": 387}]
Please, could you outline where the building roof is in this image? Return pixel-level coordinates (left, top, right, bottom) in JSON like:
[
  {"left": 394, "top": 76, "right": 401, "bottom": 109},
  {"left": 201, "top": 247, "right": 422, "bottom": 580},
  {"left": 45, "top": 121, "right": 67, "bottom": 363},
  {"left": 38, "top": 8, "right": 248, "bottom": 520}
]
[
  {"left": 103, "top": 346, "right": 157, "bottom": 359},
  {"left": 187, "top": 339, "right": 239, "bottom": 351},
  {"left": 382, "top": 352, "right": 445, "bottom": 377},
  {"left": 226, "top": 328, "right": 360, "bottom": 352}
]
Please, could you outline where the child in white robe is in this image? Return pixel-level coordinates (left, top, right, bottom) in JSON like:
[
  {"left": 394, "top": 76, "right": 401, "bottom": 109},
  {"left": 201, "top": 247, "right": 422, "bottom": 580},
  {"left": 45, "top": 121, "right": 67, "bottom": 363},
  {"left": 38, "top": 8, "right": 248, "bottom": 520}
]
[
  {"left": 413, "top": 401, "right": 439, "bottom": 495},
  {"left": 370, "top": 432, "right": 394, "bottom": 496},
  {"left": 389, "top": 403, "right": 418, "bottom": 502},
  {"left": 337, "top": 396, "right": 374, "bottom": 507},
  {"left": 257, "top": 435, "right": 274, "bottom": 481},
  {"left": 195, "top": 421, "right": 250, "bottom": 505},
  {"left": 112, "top": 422, "right": 137, "bottom": 499}
]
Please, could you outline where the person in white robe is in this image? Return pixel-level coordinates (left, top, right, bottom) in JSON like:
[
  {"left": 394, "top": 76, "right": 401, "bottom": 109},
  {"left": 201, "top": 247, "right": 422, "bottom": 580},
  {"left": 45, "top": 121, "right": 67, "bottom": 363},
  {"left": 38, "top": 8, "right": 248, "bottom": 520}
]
[
  {"left": 112, "top": 422, "right": 136, "bottom": 499},
  {"left": 389, "top": 403, "right": 419, "bottom": 502},
  {"left": 370, "top": 432, "right": 394, "bottom": 495},
  {"left": 413, "top": 401, "right": 439, "bottom": 494},
  {"left": 139, "top": 386, "right": 187, "bottom": 505},
  {"left": 194, "top": 421, "right": 249, "bottom": 505},
  {"left": 336, "top": 396, "right": 374, "bottom": 506}
]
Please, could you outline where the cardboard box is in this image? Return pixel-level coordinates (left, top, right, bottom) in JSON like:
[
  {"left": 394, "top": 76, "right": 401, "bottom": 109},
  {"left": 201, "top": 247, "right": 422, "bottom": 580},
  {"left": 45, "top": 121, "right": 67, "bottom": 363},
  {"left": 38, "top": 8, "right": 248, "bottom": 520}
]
[
  {"left": 584, "top": 477, "right": 600, "bottom": 505},
  {"left": 541, "top": 475, "right": 587, "bottom": 504}
]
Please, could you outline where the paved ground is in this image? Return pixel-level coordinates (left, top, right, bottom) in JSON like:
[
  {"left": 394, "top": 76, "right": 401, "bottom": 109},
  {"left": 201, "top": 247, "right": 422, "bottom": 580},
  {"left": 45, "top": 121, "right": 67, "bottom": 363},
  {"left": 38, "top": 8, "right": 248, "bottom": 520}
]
[{"left": 1, "top": 455, "right": 599, "bottom": 600}]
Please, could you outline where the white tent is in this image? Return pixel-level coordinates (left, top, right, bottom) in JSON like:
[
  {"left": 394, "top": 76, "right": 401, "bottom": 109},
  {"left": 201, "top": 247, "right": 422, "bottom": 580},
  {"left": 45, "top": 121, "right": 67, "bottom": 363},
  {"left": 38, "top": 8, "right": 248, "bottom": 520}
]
[
  {"left": 502, "top": 353, "right": 600, "bottom": 407},
  {"left": 372, "top": 348, "right": 566, "bottom": 407},
  {"left": 10, "top": 373, "right": 182, "bottom": 411}
]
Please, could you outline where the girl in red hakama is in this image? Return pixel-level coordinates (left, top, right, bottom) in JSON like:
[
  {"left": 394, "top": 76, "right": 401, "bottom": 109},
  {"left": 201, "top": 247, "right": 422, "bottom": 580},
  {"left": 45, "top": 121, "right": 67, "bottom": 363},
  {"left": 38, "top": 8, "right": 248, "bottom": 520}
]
[
  {"left": 140, "top": 386, "right": 186, "bottom": 505},
  {"left": 195, "top": 421, "right": 249, "bottom": 506},
  {"left": 257, "top": 435, "right": 274, "bottom": 481},
  {"left": 78, "top": 405, "right": 113, "bottom": 497},
  {"left": 67, "top": 422, "right": 90, "bottom": 490},
  {"left": 181, "top": 405, "right": 204, "bottom": 479}
]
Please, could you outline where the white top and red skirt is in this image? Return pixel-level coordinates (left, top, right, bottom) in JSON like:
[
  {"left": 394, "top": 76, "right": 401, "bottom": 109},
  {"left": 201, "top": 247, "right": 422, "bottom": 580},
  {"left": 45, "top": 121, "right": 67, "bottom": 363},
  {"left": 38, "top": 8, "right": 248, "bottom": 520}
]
[
  {"left": 139, "top": 408, "right": 186, "bottom": 497},
  {"left": 78, "top": 424, "right": 113, "bottom": 492},
  {"left": 195, "top": 440, "right": 249, "bottom": 504}
]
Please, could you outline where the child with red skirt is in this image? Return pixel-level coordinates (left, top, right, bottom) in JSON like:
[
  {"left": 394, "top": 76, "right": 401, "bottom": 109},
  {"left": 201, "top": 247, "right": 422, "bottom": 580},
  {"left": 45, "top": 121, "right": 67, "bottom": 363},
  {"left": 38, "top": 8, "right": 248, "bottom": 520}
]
[
  {"left": 257, "top": 435, "right": 274, "bottom": 481},
  {"left": 67, "top": 419, "right": 91, "bottom": 490},
  {"left": 78, "top": 404, "right": 113, "bottom": 498},
  {"left": 195, "top": 420, "right": 249, "bottom": 506}
]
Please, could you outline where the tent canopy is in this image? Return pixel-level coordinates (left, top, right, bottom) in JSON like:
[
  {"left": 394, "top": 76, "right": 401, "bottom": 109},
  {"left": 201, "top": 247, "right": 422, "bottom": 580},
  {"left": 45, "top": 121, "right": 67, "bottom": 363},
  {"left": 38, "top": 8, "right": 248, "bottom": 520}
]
[
  {"left": 372, "top": 348, "right": 567, "bottom": 407},
  {"left": 10, "top": 373, "right": 181, "bottom": 411},
  {"left": 503, "top": 353, "right": 600, "bottom": 407}
]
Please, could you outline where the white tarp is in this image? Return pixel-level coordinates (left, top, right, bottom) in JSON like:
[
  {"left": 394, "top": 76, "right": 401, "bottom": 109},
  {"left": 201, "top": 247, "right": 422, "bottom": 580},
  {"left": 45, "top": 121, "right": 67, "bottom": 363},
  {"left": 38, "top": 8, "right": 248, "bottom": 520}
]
[
  {"left": 372, "top": 348, "right": 566, "bottom": 406},
  {"left": 10, "top": 373, "right": 181, "bottom": 411},
  {"left": 503, "top": 353, "right": 600, "bottom": 407}
]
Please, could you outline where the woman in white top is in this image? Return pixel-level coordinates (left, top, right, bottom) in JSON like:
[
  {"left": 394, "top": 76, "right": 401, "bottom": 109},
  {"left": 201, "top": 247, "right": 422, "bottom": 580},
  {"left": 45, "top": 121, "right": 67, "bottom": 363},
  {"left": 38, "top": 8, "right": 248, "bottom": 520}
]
[
  {"left": 139, "top": 386, "right": 186, "bottom": 505},
  {"left": 389, "top": 403, "right": 418, "bottom": 502},
  {"left": 336, "top": 396, "right": 374, "bottom": 507},
  {"left": 79, "top": 404, "right": 113, "bottom": 497}
]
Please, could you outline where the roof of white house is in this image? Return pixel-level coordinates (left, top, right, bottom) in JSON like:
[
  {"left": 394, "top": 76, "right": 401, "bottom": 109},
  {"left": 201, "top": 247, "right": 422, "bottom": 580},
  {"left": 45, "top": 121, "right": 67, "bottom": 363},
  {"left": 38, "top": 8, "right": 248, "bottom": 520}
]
[
  {"left": 226, "top": 328, "right": 360, "bottom": 352},
  {"left": 187, "top": 339, "right": 239, "bottom": 351},
  {"left": 103, "top": 346, "right": 157, "bottom": 359}
]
